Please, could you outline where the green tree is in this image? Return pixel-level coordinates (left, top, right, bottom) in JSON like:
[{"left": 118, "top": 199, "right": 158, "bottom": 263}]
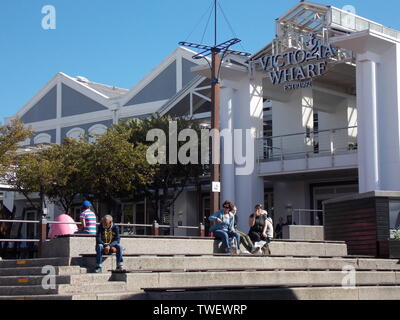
[
  {"left": 0, "top": 119, "right": 33, "bottom": 176},
  {"left": 119, "top": 114, "right": 207, "bottom": 223},
  {"left": 86, "top": 126, "right": 156, "bottom": 213},
  {"left": 8, "top": 151, "right": 53, "bottom": 213},
  {"left": 9, "top": 128, "right": 156, "bottom": 217},
  {"left": 39, "top": 138, "right": 93, "bottom": 213}
]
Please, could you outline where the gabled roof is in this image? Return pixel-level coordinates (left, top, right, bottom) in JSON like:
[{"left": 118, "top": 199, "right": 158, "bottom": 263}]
[
  {"left": 8, "top": 73, "right": 123, "bottom": 124},
  {"left": 74, "top": 78, "right": 129, "bottom": 99},
  {"left": 158, "top": 75, "right": 205, "bottom": 116},
  {"left": 119, "top": 46, "right": 205, "bottom": 107},
  {"left": 8, "top": 46, "right": 206, "bottom": 125}
]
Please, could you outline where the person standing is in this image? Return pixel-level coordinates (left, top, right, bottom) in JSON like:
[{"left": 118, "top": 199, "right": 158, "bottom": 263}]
[
  {"left": 209, "top": 201, "right": 241, "bottom": 254},
  {"left": 275, "top": 217, "right": 285, "bottom": 239},
  {"left": 284, "top": 215, "right": 296, "bottom": 226},
  {"left": 76, "top": 200, "right": 97, "bottom": 235}
]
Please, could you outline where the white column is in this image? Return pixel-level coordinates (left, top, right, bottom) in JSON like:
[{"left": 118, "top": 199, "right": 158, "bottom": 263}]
[
  {"left": 301, "top": 88, "right": 314, "bottom": 153},
  {"left": 356, "top": 56, "right": 380, "bottom": 192},
  {"left": 56, "top": 80, "right": 62, "bottom": 144},
  {"left": 220, "top": 85, "right": 235, "bottom": 203},
  {"left": 376, "top": 44, "right": 400, "bottom": 190},
  {"left": 233, "top": 74, "right": 264, "bottom": 232}
]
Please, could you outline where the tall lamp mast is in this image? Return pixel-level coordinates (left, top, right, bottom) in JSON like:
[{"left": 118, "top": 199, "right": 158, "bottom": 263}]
[{"left": 179, "top": 0, "right": 251, "bottom": 215}]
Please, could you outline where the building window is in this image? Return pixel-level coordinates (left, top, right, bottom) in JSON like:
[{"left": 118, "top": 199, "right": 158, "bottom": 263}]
[
  {"left": 66, "top": 128, "right": 85, "bottom": 140},
  {"left": 88, "top": 124, "right": 107, "bottom": 143},
  {"left": 263, "top": 106, "right": 273, "bottom": 159},
  {"left": 33, "top": 133, "right": 51, "bottom": 145},
  {"left": 19, "top": 138, "right": 31, "bottom": 146}
]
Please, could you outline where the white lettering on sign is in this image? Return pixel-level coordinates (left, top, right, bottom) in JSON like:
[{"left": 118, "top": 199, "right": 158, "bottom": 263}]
[{"left": 255, "top": 34, "right": 336, "bottom": 87}]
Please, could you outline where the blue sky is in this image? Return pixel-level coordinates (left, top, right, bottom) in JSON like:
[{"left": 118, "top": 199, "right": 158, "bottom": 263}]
[{"left": 1, "top": 0, "right": 399, "bottom": 123}]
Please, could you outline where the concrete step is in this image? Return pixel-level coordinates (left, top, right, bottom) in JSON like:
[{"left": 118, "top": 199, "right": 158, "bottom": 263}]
[
  {"left": 68, "top": 273, "right": 114, "bottom": 285},
  {"left": 81, "top": 255, "right": 400, "bottom": 273},
  {"left": 0, "top": 266, "right": 86, "bottom": 277},
  {"left": 0, "top": 295, "right": 74, "bottom": 300},
  {"left": 57, "top": 282, "right": 127, "bottom": 295},
  {"left": 0, "top": 281, "right": 127, "bottom": 296},
  {"left": 0, "top": 275, "right": 71, "bottom": 286},
  {"left": 114, "top": 270, "right": 400, "bottom": 291},
  {"left": 0, "top": 285, "right": 59, "bottom": 296},
  {"left": 145, "top": 285, "right": 400, "bottom": 300},
  {"left": 0, "top": 257, "right": 76, "bottom": 268},
  {"left": 3, "top": 286, "right": 400, "bottom": 300},
  {"left": 0, "top": 291, "right": 144, "bottom": 300},
  {"left": 0, "top": 273, "right": 113, "bottom": 287},
  {"left": 42, "top": 236, "right": 348, "bottom": 258},
  {"left": 72, "top": 291, "right": 146, "bottom": 300}
]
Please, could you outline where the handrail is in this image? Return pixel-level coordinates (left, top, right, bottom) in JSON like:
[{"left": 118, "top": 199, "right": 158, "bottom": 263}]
[
  {"left": 0, "top": 219, "right": 40, "bottom": 224},
  {"left": 258, "top": 126, "right": 357, "bottom": 140},
  {"left": 291, "top": 209, "right": 324, "bottom": 226},
  {"left": 0, "top": 219, "right": 198, "bottom": 229},
  {"left": 0, "top": 219, "right": 207, "bottom": 246},
  {"left": 293, "top": 209, "right": 323, "bottom": 212},
  {"left": 0, "top": 239, "right": 39, "bottom": 242}
]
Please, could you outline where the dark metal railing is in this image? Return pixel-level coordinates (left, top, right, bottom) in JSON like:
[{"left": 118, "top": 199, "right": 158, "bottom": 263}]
[{"left": 0, "top": 218, "right": 206, "bottom": 258}]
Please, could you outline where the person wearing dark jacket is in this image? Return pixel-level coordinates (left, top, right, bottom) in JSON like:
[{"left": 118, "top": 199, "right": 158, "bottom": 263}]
[{"left": 95, "top": 215, "right": 124, "bottom": 273}]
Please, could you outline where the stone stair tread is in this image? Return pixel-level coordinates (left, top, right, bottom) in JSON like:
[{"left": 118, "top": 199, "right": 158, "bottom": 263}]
[
  {"left": 142, "top": 282, "right": 400, "bottom": 292},
  {"left": 58, "top": 282, "right": 127, "bottom": 295},
  {"left": 0, "top": 266, "right": 86, "bottom": 276},
  {"left": 0, "top": 257, "right": 73, "bottom": 267},
  {"left": 0, "top": 294, "right": 74, "bottom": 300}
]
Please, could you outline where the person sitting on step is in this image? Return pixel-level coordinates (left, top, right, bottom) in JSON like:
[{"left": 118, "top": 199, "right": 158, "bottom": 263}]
[
  {"left": 261, "top": 210, "right": 274, "bottom": 255},
  {"left": 95, "top": 215, "right": 124, "bottom": 273},
  {"left": 209, "top": 200, "right": 241, "bottom": 254},
  {"left": 248, "top": 204, "right": 272, "bottom": 254},
  {"left": 232, "top": 204, "right": 254, "bottom": 254}
]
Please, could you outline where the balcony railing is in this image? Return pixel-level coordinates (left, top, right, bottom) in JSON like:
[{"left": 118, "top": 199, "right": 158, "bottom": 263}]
[
  {"left": 329, "top": 7, "right": 400, "bottom": 40},
  {"left": 258, "top": 126, "right": 357, "bottom": 161}
]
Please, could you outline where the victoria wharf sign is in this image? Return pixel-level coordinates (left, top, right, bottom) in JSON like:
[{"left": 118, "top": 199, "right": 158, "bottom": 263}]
[{"left": 255, "top": 34, "right": 336, "bottom": 88}]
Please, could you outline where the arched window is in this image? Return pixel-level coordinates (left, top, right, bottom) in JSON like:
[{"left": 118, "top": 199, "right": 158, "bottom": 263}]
[
  {"left": 88, "top": 124, "right": 107, "bottom": 143},
  {"left": 33, "top": 133, "right": 51, "bottom": 145},
  {"left": 66, "top": 128, "right": 85, "bottom": 140},
  {"left": 18, "top": 138, "right": 31, "bottom": 146}
]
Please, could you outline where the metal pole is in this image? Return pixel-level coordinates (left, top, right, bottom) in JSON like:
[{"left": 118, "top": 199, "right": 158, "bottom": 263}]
[
  {"left": 38, "top": 217, "right": 47, "bottom": 258},
  {"left": 214, "top": 0, "right": 217, "bottom": 46},
  {"left": 211, "top": 48, "right": 221, "bottom": 215}
]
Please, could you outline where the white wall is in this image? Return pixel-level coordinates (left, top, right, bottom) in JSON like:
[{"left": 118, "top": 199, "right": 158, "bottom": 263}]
[{"left": 317, "top": 98, "right": 348, "bottom": 152}]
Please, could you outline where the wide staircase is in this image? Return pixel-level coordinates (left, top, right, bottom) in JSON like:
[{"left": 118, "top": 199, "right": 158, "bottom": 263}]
[{"left": 1, "top": 237, "right": 400, "bottom": 300}]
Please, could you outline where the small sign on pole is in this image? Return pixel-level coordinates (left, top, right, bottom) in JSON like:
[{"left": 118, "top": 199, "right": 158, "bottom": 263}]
[{"left": 212, "top": 181, "right": 221, "bottom": 193}]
